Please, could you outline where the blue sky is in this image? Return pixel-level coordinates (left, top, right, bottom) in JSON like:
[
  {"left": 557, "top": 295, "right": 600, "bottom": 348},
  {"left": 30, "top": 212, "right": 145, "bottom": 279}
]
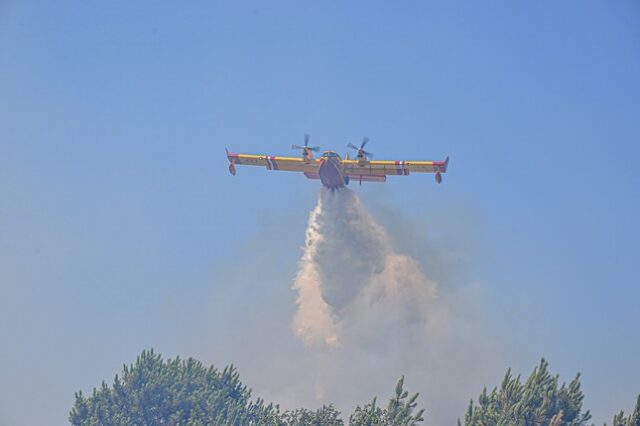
[{"left": 1, "top": 1, "right": 639, "bottom": 424}]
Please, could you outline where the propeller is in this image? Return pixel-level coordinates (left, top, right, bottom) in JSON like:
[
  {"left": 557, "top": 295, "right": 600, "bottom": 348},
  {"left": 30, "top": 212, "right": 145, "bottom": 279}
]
[
  {"left": 347, "top": 137, "right": 374, "bottom": 159},
  {"left": 292, "top": 134, "right": 320, "bottom": 152}
]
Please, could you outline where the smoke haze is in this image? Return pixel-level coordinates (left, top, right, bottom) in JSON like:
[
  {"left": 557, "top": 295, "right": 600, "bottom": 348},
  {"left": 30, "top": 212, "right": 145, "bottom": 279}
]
[
  {"left": 171, "top": 187, "right": 501, "bottom": 425},
  {"left": 293, "top": 188, "right": 442, "bottom": 347},
  {"left": 272, "top": 188, "right": 497, "bottom": 423}
]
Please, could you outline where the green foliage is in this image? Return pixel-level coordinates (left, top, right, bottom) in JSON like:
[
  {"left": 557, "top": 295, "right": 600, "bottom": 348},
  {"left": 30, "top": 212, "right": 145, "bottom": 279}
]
[
  {"left": 69, "top": 350, "right": 425, "bottom": 426},
  {"left": 610, "top": 394, "right": 640, "bottom": 426},
  {"left": 70, "top": 350, "right": 638, "bottom": 426},
  {"left": 349, "top": 377, "right": 424, "bottom": 426},
  {"left": 283, "top": 406, "right": 343, "bottom": 426},
  {"left": 349, "top": 398, "right": 385, "bottom": 426},
  {"left": 69, "top": 349, "right": 282, "bottom": 426},
  {"left": 460, "top": 359, "right": 591, "bottom": 426}
]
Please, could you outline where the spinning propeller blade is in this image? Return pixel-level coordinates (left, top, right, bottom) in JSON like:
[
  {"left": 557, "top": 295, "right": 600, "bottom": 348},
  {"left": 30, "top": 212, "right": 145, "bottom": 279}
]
[
  {"left": 347, "top": 137, "right": 373, "bottom": 159},
  {"left": 292, "top": 134, "right": 320, "bottom": 152}
]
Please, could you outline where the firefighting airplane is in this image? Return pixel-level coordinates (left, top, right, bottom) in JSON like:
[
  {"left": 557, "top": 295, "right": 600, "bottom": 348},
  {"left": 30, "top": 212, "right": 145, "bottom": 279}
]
[{"left": 226, "top": 135, "right": 449, "bottom": 189}]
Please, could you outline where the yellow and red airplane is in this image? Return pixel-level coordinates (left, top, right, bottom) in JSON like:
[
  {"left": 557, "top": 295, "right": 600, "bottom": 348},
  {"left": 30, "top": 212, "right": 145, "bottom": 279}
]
[{"left": 226, "top": 135, "right": 449, "bottom": 189}]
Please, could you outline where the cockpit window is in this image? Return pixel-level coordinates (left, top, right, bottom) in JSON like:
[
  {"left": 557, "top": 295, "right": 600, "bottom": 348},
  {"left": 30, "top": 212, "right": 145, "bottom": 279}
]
[{"left": 322, "top": 151, "right": 340, "bottom": 158}]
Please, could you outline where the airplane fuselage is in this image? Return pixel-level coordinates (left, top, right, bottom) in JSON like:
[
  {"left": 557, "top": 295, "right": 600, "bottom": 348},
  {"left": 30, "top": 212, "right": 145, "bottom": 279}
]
[{"left": 318, "top": 152, "right": 347, "bottom": 189}]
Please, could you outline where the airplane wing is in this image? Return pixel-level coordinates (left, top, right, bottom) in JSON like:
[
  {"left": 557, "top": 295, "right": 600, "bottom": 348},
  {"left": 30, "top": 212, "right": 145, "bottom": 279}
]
[
  {"left": 226, "top": 151, "right": 320, "bottom": 179},
  {"left": 343, "top": 156, "right": 450, "bottom": 184}
]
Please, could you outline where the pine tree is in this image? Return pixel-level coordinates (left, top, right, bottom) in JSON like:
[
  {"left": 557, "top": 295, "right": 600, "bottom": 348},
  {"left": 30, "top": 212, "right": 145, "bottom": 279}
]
[
  {"left": 350, "top": 397, "right": 385, "bottom": 426},
  {"left": 283, "top": 405, "right": 343, "bottom": 426},
  {"left": 70, "top": 349, "right": 637, "bottom": 426},
  {"left": 69, "top": 349, "right": 283, "bottom": 426},
  {"left": 610, "top": 395, "right": 640, "bottom": 426},
  {"left": 349, "top": 376, "right": 424, "bottom": 426},
  {"left": 460, "top": 358, "right": 591, "bottom": 426}
]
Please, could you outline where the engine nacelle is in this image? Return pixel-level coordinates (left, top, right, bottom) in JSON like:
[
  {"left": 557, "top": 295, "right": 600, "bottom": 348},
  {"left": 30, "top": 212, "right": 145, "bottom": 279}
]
[
  {"left": 435, "top": 172, "right": 442, "bottom": 184},
  {"left": 229, "top": 163, "right": 236, "bottom": 176},
  {"left": 303, "top": 150, "right": 314, "bottom": 163}
]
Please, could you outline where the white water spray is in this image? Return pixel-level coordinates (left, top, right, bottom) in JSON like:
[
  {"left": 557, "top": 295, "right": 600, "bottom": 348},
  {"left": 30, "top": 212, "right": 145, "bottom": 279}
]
[
  {"left": 292, "top": 188, "right": 443, "bottom": 348},
  {"left": 286, "top": 188, "right": 498, "bottom": 423},
  {"left": 190, "top": 187, "right": 496, "bottom": 424}
]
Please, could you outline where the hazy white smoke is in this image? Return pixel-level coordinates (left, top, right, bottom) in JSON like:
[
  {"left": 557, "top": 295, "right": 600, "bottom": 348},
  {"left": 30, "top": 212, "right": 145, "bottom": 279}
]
[
  {"left": 190, "top": 187, "right": 497, "bottom": 424},
  {"left": 292, "top": 188, "right": 446, "bottom": 348},
  {"left": 287, "top": 188, "right": 498, "bottom": 423}
]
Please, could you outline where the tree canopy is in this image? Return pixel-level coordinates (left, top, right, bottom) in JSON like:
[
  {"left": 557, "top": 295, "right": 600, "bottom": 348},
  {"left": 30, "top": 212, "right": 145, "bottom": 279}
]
[
  {"left": 69, "top": 349, "right": 424, "bottom": 426},
  {"left": 460, "top": 359, "right": 591, "bottom": 426},
  {"left": 609, "top": 394, "right": 640, "bottom": 426},
  {"left": 70, "top": 350, "right": 637, "bottom": 426},
  {"left": 69, "top": 349, "right": 282, "bottom": 426}
]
